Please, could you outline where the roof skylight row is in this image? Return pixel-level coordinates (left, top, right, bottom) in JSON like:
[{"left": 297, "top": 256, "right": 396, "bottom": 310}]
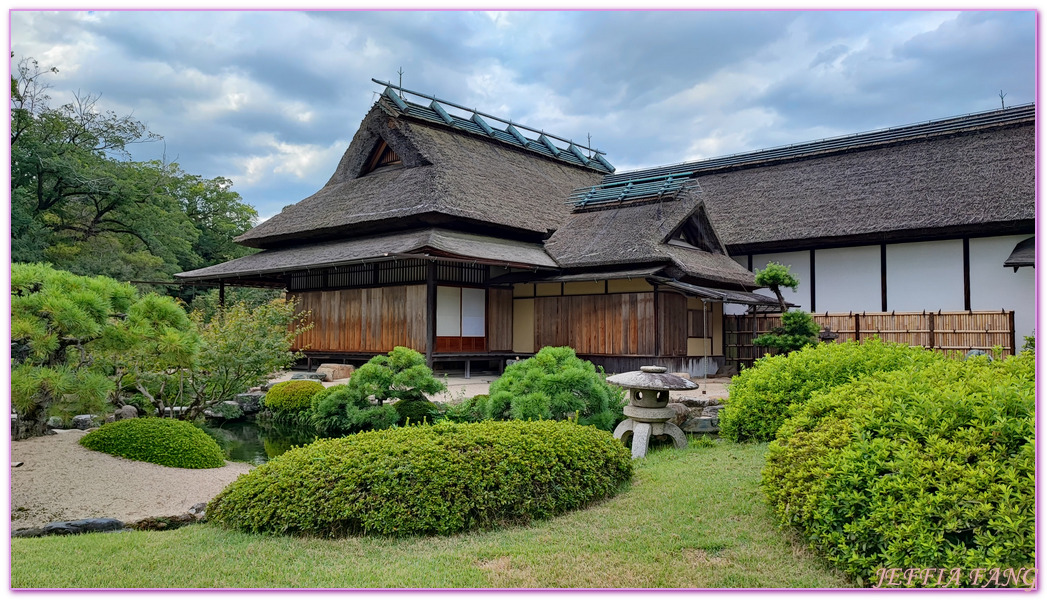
[
  {"left": 373, "top": 79, "right": 614, "bottom": 173},
  {"left": 568, "top": 172, "right": 698, "bottom": 208}
]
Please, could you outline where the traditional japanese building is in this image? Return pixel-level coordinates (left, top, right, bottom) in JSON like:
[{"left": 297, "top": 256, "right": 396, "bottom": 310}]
[{"left": 176, "top": 82, "right": 1035, "bottom": 373}]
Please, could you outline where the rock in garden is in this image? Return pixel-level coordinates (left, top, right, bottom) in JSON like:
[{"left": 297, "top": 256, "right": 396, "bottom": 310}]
[
  {"left": 72, "top": 415, "right": 95, "bottom": 430},
  {"left": 666, "top": 402, "right": 690, "bottom": 426},
  {"left": 204, "top": 401, "right": 244, "bottom": 420},
  {"left": 115, "top": 405, "right": 138, "bottom": 420},
  {"left": 46, "top": 416, "right": 64, "bottom": 429},
  {"left": 41, "top": 518, "right": 125, "bottom": 536},
  {"left": 188, "top": 502, "right": 208, "bottom": 520},
  {"left": 130, "top": 514, "right": 196, "bottom": 531},
  {"left": 316, "top": 363, "right": 355, "bottom": 381},
  {"left": 682, "top": 417, "right": 718, "bottom": 433},
  {"left": 234, "top": 392, "right": 265, "bottom": 414},
  {"left": 291, "top": 372, "right": 327, "bottom": 382}
]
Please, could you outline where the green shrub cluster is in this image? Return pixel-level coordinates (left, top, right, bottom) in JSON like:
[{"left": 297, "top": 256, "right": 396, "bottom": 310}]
[
  {"left": 79, "top": 418, "right": 225, "bottom": 469},
  {"left": 264, "top": 380, "right": 325, "bottom": 414},
  {"left": 719, "top": 339, "right": 942, "bottom": 442},
  {"left": 479, "top": 346, "right": 625, "bottom": 431},
  {"left": 763, "top": 352, "right": 1035, "bottom": 586},
  {"left": 394, "top": 399, "right": 440, "bottom": 425},
  {"left": 208, "top": 420, "right": 633, "bottom": 537},
  {"left": 311, "top": 384, "right": 399, "bottom": 434},
  {"left": 442, "top": 394, "right": 488, "bottom": 423},
  {"left": 310, "top": 347, "right": 445, "bottom": 435}
]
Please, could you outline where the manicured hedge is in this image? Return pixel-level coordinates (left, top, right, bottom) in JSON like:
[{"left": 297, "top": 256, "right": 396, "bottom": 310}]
[
  {"left": 762, "top": 352, "right": 1035, "bottom": 586},
  {"left": 264, "top": 380, "right": 325, "bottom": 413},
  {"left": 79, "top": 418, "right": 225, "bottom": 469},
  {"left": 208, "top": 420, "right": 633, "bottom": 537},
  {"left": 719, "top": 339, "right": 942, "bottom": 442}
]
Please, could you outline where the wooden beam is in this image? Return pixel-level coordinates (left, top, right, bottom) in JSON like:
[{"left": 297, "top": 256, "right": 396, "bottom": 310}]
[
  {"left": 962, "top": 237, "right": 971, "bottom": 311},
  {"left": 880, "top": 244, "right": 888, "bottom": 312},
  {"left": 809, "top": 249, "right": 816, "bottom": 312},
  {"left": 653, "top": 285, "right": 662, "bottom": 357},
  {"left": 425, "top": 262, "right": 437, "bottom": 367}
]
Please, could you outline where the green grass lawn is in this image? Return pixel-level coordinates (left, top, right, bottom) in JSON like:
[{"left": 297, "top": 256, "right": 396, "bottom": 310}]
[{"left": 11, "top": 440, "right": 849, "bottom": 589}]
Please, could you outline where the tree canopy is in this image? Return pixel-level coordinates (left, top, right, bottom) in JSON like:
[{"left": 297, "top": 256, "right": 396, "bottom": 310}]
[{"left": 10, "top": 56, "right": 258, "bottom": 282}]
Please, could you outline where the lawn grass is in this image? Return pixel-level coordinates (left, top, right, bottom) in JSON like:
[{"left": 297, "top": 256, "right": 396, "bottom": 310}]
[{"left": 11, "top": 440, "right": 850, "bottom": 589}]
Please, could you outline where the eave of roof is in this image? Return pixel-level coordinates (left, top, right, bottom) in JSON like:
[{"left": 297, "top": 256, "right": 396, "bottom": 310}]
[
  {"left": 1003, "top": 236, "right": 1035, "bottom": 269},
  {"left": 175, "top": 229, "right": 557, "bottom": 281}
]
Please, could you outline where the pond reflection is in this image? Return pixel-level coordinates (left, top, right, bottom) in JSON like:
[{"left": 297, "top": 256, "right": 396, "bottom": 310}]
[{"left": 199, "top": 420, "right": 328, "bottom": 465}]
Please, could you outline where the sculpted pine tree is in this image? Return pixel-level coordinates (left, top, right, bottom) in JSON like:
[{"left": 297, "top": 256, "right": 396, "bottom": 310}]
[{"left": 752, "top": 263, "right": 820, "bottom": 354}]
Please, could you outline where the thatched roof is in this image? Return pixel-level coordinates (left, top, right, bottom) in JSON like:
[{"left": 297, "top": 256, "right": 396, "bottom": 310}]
[
  {"left": 176, "top": 228, "right": 557, "bottom": 281},
  {"left": 544, "top": 189, "right": 757, "bottom": 289},
  {"left": 236, "top": 97, "right": 605, "bottom": 249},
  {"left": 611, "top": 105, "right": 1035, "bottom": 254}
]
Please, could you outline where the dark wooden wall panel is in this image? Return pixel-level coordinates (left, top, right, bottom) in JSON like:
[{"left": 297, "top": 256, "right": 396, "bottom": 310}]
[
  {"left": 534, "top": 293, "right": 656, "bottom": 356},
  {"left": 659, "top": 292, "right": 688, "bottom": 357},
  {"left": 488, "top": 288, "right": 514, "bottom": 351},
  {"left": 290, "top": 285, "right": 427, "bottom": 353}
]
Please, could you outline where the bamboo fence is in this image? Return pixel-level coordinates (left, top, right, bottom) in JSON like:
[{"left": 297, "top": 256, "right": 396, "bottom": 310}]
[{"left": 724, "top": 310, "right": 1016, "bottom": 369}]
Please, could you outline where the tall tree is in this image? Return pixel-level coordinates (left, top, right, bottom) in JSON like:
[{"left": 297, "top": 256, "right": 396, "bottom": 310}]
[{"left": 11, "top": 56, "right": 258, "bottom": 282}]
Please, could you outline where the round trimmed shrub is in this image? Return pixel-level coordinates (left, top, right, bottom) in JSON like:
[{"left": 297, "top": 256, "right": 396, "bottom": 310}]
[
  {"left": 208, "top": 420, "right": 633, "bottom": 537},
  {"left": 264, "top": 380, "right": 325, "bottom": 413},
  {"left": 393, "top": 399, "right": 440, "bottom": 425},
  {"left": 763, "top": 352, "right": 1035, "bottom": 586},
  {"left": 483, "top": 346, "right": 625, "bottom": 431},
  {"left": 79, "top": 418, "right": 225, "bottom": 469},
  {"left": 720, "top": 339, "right": 943, "bottom": 442}
]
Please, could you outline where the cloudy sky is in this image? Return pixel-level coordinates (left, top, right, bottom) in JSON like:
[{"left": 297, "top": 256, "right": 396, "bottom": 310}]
[{"left": 9, "top": 9, "right": 1036, "bottom": 222}]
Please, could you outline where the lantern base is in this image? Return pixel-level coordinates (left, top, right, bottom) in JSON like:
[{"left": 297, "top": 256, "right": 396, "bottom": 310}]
[{"left": 613, "top": 419, "right": 688, "bottom": 459}]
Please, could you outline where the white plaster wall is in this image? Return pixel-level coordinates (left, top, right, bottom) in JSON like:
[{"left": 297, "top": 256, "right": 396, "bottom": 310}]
[
  {"left": 814, "top": 245, "right": 882, "bottom": 313},
  {"left": 886, "top": 240, "right": 964, "bottom": 312},
  {"left": 753, "top": 251, "right": 811, "bottom": 311},
  {"left": 969, "top": 235, "right": 1036, "bottom": 339}
]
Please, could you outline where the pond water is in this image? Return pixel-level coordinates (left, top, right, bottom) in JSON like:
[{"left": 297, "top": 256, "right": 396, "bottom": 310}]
[{"left": 199, "top": 420, "right": 327, "bottom": 465}]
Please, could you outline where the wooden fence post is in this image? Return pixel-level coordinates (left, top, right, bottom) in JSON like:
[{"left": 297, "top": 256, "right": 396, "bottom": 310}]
[
  {"left": 928, "top": 311, "right": 936, "bottom": 351},
  {"left": 854, "top": 312, "right": 861, "bottom": 343},
  {"left": 1008, "top": 310, "right": 1016, "bottom": 356}
]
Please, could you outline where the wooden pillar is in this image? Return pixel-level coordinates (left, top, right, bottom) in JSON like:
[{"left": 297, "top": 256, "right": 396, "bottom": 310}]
[
  {"left": 425, "top": 262, "right": 437, "bottom": 368},
  {"left": 962, "top": 238, "right": 972, "bottom": 311},
  {"left": 219, "top": 282, "right": 226, "bottom": 307},
  {"left": 653, "top": 285, "right": 661, "bottom": 358},
  {"left": 880, "top": 244, "right": 888, "bottom": 312},
  {"left": 1008, "top": 310, "right": 1016, "bottom": 356}
]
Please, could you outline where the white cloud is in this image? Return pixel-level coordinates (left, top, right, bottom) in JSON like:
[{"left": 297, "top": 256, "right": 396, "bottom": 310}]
[{"left": 231, "top": 134, "right": 347, "bottom": 186}]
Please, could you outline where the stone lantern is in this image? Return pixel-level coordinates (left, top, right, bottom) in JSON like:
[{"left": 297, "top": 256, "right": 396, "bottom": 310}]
[{"left": 606, "top": 366, "right": 697, "bottom": 459}]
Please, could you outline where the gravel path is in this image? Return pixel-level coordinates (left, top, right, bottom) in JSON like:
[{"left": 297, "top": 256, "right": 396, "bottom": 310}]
[{"left": 10, "top": 429, "right": 253, "bottom": 530}]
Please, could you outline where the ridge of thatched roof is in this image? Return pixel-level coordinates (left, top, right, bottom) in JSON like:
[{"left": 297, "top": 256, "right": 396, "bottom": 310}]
[
  {"left": 175, "top": 228, "right": 557, "bottom": 281},
  {"left": 236, "top": 100, "right": 604, "bottom": 249},
  {"left": 544, "top": 190, "right": 756, "bottom": 289}
]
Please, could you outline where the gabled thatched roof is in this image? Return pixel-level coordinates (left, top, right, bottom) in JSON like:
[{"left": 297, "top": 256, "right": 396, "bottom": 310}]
[
  {"left": 543, "top": 189, "right": 757, "bottom": 289},
  {"left": 176, "top": 228, "right": 557, "bottom": 281},
  {"left": 608, "top": 105, "right": 1034, "bottom": 254},
  {"left": 236, "top": 97, "right": 605, "bottom": 249}
]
